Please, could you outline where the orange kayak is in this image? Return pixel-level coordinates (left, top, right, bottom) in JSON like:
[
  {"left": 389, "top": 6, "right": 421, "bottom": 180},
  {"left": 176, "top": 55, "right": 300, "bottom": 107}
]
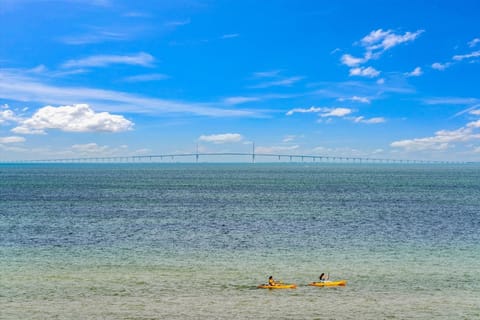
[
  {"left": 258, "top": 283, "right": 297, "bottom": 289},
  {"left": 308, "top": 280, "right": 347, "bottom": 287}
]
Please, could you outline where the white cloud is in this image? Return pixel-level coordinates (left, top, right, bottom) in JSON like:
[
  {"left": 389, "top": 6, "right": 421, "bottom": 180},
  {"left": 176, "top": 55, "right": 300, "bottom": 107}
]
[
  {"left": 349, "top": 66, "right": 380, "bottom": 78},
  {"left": 467, "top": 119, "right": 480, "bottom": 128},
  {"left": 320, "top": 107, "right": 352, "bottom": 117},
  {"left": 361, "top": 29, "right": 424, "bottom": 53},
  {"left": 350, "top": 96, "right": 370, "bottom": 103},
  {"left": 12, "top": 104, "right": 133, "bottom": 134},
  {"left": 391, "top": 121, "right": 480, "bottom": 151},
  {"left": 0, "top": 136, "right": 25, "bottom": 143},
  {"left": 61, "top": 52, "right": 154, "bottom": 69},
  {"left": 341, "top": 29, "right": 423, "bottom": 71},
  {"left": 353, "top": 116, "right": 385, "bottom": 124},
  {"left": 453, "top": 50, "right": 480, "bottom": 61},
  {"left": 122, "top": 73, "right": 169, "bottom": 82},
  {"left": 360, "top": 29, "right": 391, "bottom": 47},
  {"left": 286, "top": 106, "right": 352, "bottom": 118},
  {"left": 223, "top": 96, "right": 260, "bottom": 105},
  {"left": 405, "top": 66, "right": 423, "bottom": 77},
  {"left": 198, "top": 133, "right": 243, "bottom": 144},
  {"left": 470, "top": 109, "right": 480, "bottom": 115},
  {"left": 468, "top": 38, "right": 480, "bottom": 47},
  {"left": 0, "top": 108, "right": 19, "bottom": 124},
  {"left": 431, "top": 62, "right": 450, "bottom": 71},
  {"left": 341, "top": 54, "right": 366, "bottom": 67},
  {"left": 286, "top": 106, "right": 324, "bottom": 116}
]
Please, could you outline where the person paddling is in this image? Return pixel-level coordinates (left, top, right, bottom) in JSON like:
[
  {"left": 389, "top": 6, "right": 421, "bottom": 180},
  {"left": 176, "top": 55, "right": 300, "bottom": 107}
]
[
  {"left": 319, "top": 273, "right": 329, "bottom": 282},
  {"left": 268, "top": 276, "right": 277, "bottom": 286}
]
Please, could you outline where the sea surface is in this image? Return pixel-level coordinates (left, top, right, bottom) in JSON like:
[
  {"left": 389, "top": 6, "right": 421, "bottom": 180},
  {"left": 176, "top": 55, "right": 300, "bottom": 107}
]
[{"left": 1, "top": 163, "right": 479, "bottom": 319}]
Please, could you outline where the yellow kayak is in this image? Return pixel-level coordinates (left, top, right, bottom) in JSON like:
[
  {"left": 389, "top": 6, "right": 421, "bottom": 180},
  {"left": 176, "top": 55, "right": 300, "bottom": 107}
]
[
  {"left": 308, "top": 280, "right": 347, "bottom": 287},
  {"left": 258, "top": 283, "right": 297, "bottom": 289}
]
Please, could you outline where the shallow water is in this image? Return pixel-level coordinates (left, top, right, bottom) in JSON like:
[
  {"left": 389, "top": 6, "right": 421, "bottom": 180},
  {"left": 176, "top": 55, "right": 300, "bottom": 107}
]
[{"left": 1, "top": 164, "right": 479, "bottom": 319}]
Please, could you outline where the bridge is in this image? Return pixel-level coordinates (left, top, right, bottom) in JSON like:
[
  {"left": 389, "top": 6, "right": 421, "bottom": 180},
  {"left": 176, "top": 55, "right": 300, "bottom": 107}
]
[{"left": 4, "top": 151, "right": 468, "bottom": 164}]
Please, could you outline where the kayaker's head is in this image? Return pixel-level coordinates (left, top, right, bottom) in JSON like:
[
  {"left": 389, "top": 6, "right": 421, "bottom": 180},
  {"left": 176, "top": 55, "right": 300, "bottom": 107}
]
[{"left": 269, "top": 276, "right": 273, "bottom": 279}]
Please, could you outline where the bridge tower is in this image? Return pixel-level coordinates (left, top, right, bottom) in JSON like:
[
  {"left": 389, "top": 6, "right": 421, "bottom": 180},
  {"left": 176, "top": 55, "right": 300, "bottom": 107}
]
[{"left": 252, "top": 142, "right": 255, "bottom": 163}]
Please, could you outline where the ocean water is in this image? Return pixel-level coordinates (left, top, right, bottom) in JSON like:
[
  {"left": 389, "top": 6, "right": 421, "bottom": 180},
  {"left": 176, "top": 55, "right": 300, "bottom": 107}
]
[{"left": 0, "top": 163, "right": 479, "bottom": 319}]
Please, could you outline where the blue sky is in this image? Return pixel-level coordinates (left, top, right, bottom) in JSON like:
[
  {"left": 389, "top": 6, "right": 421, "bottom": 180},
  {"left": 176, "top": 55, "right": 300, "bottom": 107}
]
[{"left": 1, "top": 0, "right": 480, "bottom": 161}]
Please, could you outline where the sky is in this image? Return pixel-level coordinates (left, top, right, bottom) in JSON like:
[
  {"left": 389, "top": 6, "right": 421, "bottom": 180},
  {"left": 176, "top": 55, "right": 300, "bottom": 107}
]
[{"left": 1, "top": 0, "right": 480, "bottom": 162}]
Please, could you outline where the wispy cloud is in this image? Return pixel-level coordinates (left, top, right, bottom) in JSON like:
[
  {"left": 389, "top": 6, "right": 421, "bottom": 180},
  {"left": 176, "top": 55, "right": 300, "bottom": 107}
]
[
  {"left": 0, "top": 136, "right": 25, "bottom": 143},
  {"left": 165, "top": 19, "right": 190, "bottom": 28},
  {"left": 122, "top": 73, "right": 169, "bottom": 82},
  {"left": 338, "top": 96, "right": 371, "bottom": 104},
  {"left": 312, "top": 79, "right": 414, "bottom": 103},
  {"left": 249, "top": 70, "right": 303, "bottom": 88},
  {"left": 61, "top": 52, "right": 154, "bottom": 69},
  {"left": 253, "top": 70, "right": 281, "bottom": 78},
  {"left": 361, "top": 29, "right": 424, "bottom": 53},
  {"left": 405, "top": 66, "right": 423, "bottom": 77},
  {"left": 286, "top": 106, "right": 352, "bottom": 117},
  {"left": 349, "top": 66, "right": 380, "bottom": 78},
  {"left": 452, "top": 50, "right": 480, "bottom": 61},
  {"left": 353, "top": 116, "right": 385, "bottom": 124},
  {"left": 123, "top": 11, "right": 151, "bottom": 18},
  {"left": 223, "top": 96, "right": 260, "bottom": 105},
  {"left": 468, "top": 38, "right": 480, "bottom": 48},
  {"left": 431, "top": 62, "right": 450, "bottom": 71},
  {"left": 423, "top": 97, "right": 480, "bottom": 118},
  {"left": 424, "top": 97, "right": 478, "bottom": 106},
  {"left": 60, "top": 29, "right": 130, "bottom": 45},
  {"left": 198, "top": 133, "right": 243, "bottom": 144},
  {"left": 250, "top": 76, "right": 304, "bottom": 88},
  {"left": 220, "top": 33, "right": 239, "bottom": 39},
  {"left": 0, "top": 69, "right": 260, "bottom": 117},
  {"left": 282, "top": 135, "right": 301, "bottom": 143}
]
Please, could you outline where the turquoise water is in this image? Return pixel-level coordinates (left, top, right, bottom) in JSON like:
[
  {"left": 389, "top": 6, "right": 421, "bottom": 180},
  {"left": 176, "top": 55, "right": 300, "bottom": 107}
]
[{"left": 1, "top": 164, "right": 479, "bottom": 319}]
